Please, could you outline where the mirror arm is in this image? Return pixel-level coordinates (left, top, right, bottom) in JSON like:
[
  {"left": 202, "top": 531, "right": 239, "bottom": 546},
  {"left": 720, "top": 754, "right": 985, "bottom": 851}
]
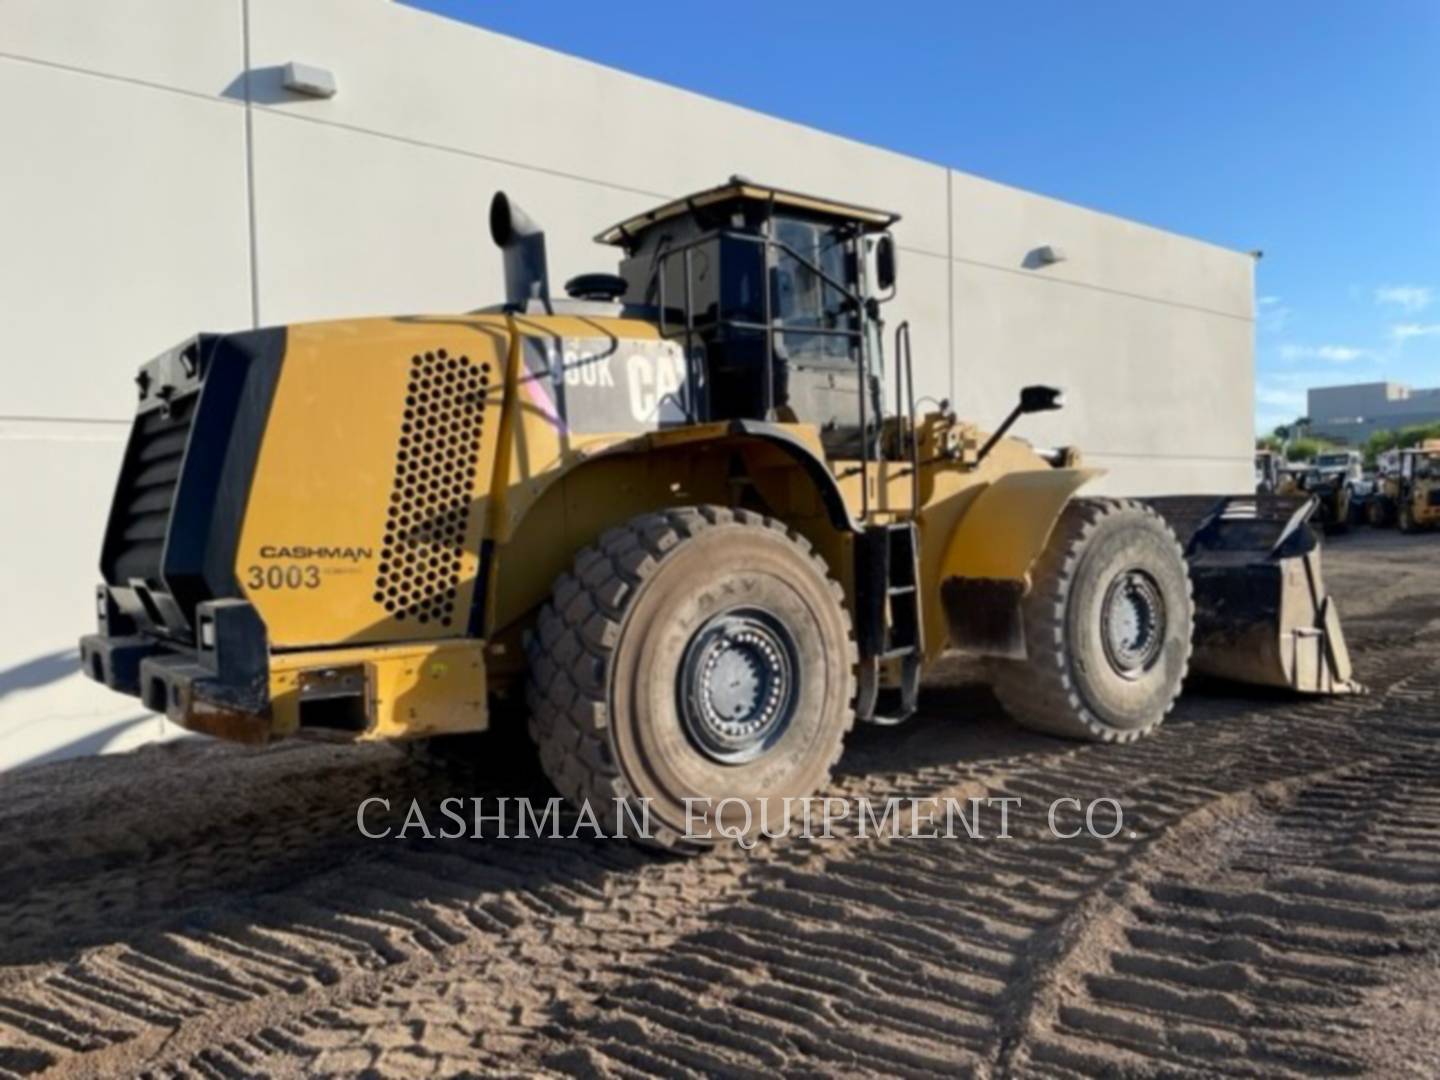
[
  {"left": 975, "top": 403, "right": 1026, "bottom": 465},
  {"left": 975, "top": 385, "right": 1064, "bottom": 465}
]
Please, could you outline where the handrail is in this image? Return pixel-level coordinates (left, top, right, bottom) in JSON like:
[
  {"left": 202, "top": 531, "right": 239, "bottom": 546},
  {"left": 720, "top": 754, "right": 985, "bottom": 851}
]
[
  {"left": 895, "top": 321, "right": 919, "bottom": 513},
  {"left": 858, "top": 305, "right": 871, "bottom": 518}
]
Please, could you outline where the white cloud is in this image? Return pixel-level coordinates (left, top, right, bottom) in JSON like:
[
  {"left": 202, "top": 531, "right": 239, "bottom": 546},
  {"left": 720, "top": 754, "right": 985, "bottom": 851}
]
[
  {"left": 1253, "top": 369, "right": 1364, "bottom": 433},
  {"left": 1391, "top": 322, "right": 1440, "bottom": 341},
  {"left": 1256, "top": 385, "right": 1305, "bottom": 410},
  {"left": 1278, "top": 343, "right": 1370, "bottom": 362},
  {"left": 1375, "top": 285, "right": 1433, "bottom": 312},
  {"left": 1253, "top": 373, "right": 1311, "bottom": 433},
  {"left": 1255, "top": 295, "right": 1292, "bottom": 334}
]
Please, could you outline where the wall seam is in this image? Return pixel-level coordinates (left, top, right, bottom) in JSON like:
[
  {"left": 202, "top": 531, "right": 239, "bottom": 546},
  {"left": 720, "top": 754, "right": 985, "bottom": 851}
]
[
  {"left": 0, "top": 57, "right": 1246, "bottom": 319},
  {"left": 241, "top": 0, "right": 260, "bottom": 329},
  {"left": 244, "top": 105, "right": 948, "bottom": 260},
  {"left": 0, "top": 416, "right": 129, "bottom": 426},
  {"left": 0, "top": 50, "right": 242, "bottom": 106},
  {"left": 946, "top": 169, "right": 955, "bottom": 407},
  {"left": 251, "top": 104, "right": 674, "bottom": 200},
  {"left": 946, "top": 251, "right": 1253, "bottom": 322},
  {"left": 209, "top": 98, "right": 1252, "bottom": 322}
]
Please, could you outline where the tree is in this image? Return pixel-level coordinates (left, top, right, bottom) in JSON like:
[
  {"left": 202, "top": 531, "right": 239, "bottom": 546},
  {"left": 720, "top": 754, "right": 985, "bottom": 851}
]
[
  {"left": 1366, "top": 423, "right": 1440, "bottom": 459},
  {"left": 1397, "top": 422, "right": 1440, "bottom": 448}
]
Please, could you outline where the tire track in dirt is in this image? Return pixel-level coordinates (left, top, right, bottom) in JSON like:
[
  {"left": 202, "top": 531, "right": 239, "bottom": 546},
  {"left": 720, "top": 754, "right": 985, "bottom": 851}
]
[
  {"left": 0, "top": 538, "right": 1436, "bottom": 1078},
  {"left": 88, "top": 643, "right": 1440, "bottom": 1077},
  {"left": 508, "top": 658, "right": 1440, "bottom": 1079},
  {"left": 1011, "top": 734, "right": 1440, "bottom": 1078}
]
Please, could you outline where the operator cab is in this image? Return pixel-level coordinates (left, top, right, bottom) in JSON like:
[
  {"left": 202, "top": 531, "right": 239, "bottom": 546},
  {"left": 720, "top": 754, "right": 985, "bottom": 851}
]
[
  {"left": 597, "top": 179, "right": 900, "bottom": 458},
  {"left": 1402, "top": 446, "right": 1440, "bottom": 480}
]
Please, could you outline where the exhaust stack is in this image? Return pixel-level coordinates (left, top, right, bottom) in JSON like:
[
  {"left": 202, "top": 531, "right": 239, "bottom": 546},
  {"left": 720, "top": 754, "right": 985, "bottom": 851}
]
[{"left": 489, "top": 192, "right": 550, "bottom": 309}]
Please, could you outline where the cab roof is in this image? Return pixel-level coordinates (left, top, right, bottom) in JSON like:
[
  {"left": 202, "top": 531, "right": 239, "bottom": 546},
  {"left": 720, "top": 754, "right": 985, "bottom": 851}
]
[{"left": 596, "top": 179, "right": 900, "bottom": 246}]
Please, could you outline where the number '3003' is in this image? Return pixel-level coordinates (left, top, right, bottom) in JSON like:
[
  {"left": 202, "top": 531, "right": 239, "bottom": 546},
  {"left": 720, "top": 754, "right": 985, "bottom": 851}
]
[{"left": 246, "top": 565, "right": 321, "bottom": 590}]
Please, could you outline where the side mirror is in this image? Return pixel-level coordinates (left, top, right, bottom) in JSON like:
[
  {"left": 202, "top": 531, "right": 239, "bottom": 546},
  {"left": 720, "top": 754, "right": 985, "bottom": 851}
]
[
  {"left": 875, "top": 234, "right": 897, "bottom": 292},
  {"left": 1019, "top": 385, "right": 1064, "bottom": 414},
  {"left": 975, "top": 385, "right": 1066, "bottom": 464}
]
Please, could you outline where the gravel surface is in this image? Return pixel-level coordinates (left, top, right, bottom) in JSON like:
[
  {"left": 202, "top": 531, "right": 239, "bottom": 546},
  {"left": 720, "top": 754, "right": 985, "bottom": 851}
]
[{"left": 1, "top": 530, "right": 1437, "bottom": 1078}]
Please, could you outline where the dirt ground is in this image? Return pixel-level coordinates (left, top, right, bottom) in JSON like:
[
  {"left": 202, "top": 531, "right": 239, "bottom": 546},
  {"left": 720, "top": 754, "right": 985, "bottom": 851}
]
[{"left": 2, "top": 529, "right": 1438, "bottom": 1079}]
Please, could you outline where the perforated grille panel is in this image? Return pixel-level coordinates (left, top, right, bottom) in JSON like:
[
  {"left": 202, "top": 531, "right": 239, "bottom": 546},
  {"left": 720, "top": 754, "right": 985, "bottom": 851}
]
[{"left": 374, "top": 349, "right": 491, "bottom": 626}]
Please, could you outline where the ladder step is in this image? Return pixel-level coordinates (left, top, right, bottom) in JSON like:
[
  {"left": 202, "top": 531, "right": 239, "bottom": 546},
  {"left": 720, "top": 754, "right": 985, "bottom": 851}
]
[{"left": 855, "top": 520, "right": 922, "bottom": 726}]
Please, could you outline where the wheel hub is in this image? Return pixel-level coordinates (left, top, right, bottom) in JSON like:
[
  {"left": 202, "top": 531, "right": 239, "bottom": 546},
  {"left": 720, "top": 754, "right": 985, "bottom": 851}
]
[
  {"left": 1101, "top": 569, "right": 1166, "bottom": 679},
  {"left": 679, "top": 610, "right": 798, "bottom": 764}
]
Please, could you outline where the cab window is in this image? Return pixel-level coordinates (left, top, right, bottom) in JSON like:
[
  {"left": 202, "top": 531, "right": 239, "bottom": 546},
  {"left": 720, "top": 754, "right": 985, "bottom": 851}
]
[{"left": 771, "top": 217, "right": 858, "bottom": 366}]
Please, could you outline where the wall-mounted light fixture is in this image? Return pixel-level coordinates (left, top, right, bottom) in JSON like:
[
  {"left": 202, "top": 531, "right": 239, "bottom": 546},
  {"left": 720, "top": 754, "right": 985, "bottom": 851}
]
[
  {"left": 1032, "top": 244, "right": 1066, "bottom": 266},
  {"left": 282, "top": 62, "right": 337, "bottom": 98}
]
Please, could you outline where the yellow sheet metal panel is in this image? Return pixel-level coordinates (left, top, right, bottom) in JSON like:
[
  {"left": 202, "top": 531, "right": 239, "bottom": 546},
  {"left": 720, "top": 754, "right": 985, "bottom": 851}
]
[
  {"left": 268, "top": 638, "right": 487, "bottom": 739},
  {"left": 237, "top": 317, "right": 508, "bottom": 647},
  {"left": 938, "top": 468, "right": 1101, "bottom": 584},
  {"left": 494, "top": 314, "right": 673, "bottom": 539}
]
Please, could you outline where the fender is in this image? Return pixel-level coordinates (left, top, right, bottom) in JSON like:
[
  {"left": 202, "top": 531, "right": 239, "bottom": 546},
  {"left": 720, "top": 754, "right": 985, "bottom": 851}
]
[
  {"left": 484, "top": 419, "right": 860, "bottom": 649},
  {"left": 723, "top": 420, "right": 860, "bottom": 532},
  {"left": 938, "top": 467, "right": 1101, "bottom": 659}
]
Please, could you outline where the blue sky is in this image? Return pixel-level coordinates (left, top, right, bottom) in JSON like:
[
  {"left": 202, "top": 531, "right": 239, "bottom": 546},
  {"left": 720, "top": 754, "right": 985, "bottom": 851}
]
[{"left": 407, "top": 1, "right": 1439, "bottom": 434}]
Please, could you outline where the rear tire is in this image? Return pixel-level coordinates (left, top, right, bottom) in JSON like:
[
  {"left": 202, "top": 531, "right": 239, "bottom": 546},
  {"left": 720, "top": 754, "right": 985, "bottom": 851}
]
[
  {"left": 526, "top": 506, "right": 856, "bottom": 851},
  {"left": 990, "top": 499, "right": 1193, "bottom": 743}
]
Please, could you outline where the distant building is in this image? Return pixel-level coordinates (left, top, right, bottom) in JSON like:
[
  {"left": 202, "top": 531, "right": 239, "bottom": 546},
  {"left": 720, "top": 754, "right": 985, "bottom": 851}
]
[{"left": 1308, "top": 381, "right": 1440, "bottom": 443}]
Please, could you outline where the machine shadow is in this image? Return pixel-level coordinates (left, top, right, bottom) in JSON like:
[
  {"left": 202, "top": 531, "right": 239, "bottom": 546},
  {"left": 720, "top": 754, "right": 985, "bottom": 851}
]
[
  {"left": 0, "top": 648, "right": 80, "bottom": 701},
  {"left": 0, "top": 671, "right": 1070, "bottom": 972}
]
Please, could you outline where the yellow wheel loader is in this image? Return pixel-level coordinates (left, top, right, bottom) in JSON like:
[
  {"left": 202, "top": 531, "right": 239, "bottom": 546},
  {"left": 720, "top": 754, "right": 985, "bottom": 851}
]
[
  {"left": 80, "top": 180, "right": 1360, "bottom": 848},
  {"left": 1298, "top": 450, "right": 1363, "bottom": 534},
  {"left": 1368, "top": 441, "right": 1440, "bottom": 532}
]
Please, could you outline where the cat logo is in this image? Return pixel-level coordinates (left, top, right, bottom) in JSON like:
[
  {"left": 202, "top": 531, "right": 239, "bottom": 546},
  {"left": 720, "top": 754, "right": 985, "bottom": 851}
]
[{"left": 626, "top": 350, "right": 688, "bottom": 425}]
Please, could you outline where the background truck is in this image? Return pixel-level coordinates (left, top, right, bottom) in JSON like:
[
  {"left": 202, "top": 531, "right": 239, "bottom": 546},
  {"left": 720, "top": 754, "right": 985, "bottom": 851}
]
[{"left": 1301, "top": 449, "right": 1365, "bottom": 533}]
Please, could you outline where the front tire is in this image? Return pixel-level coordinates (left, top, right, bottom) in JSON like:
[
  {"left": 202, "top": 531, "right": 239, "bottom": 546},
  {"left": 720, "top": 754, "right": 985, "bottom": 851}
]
[
  {"left": 1322, "top": 491, "right": 1350, "bottom": 535},
  {"left": 1399, "top": 499, "right": 1417, "bottom": 533},
  {"left": 990, "top": 499, "right": 1193, "bottom": 743},
  {"left": 526, "top": 507, "right": 856, "bottom": 851}
]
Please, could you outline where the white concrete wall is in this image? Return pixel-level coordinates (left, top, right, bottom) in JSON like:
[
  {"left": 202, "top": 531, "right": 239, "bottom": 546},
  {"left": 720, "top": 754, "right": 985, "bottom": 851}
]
[{"left": 0, "top": 0, "right": 1254, "bottom": 770}]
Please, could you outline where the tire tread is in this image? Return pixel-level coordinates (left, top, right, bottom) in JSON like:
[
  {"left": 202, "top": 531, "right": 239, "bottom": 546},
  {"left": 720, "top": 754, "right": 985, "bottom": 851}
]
[
  {"left": 990, "top": 498, "right": 1193, "bottom": 743},
  {"left": 525, "top": 506, "right": 856, "bottom": 850}
]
